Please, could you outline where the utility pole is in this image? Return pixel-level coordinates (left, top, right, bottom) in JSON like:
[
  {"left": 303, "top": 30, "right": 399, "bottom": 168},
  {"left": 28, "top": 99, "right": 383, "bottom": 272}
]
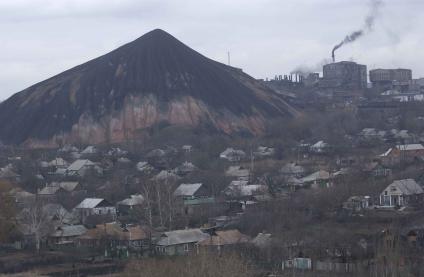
[{"left": 227, "top": 51, "right": 231, "bottom": 66}]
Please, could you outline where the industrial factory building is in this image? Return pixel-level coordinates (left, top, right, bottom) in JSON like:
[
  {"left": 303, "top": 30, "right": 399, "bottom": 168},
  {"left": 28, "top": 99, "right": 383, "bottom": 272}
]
[
  {"left": 370, "top": 68, "right": 412, "bottom": 93},
  {"left": 320, "top": 61, "right": 367, "bottom": 90}
]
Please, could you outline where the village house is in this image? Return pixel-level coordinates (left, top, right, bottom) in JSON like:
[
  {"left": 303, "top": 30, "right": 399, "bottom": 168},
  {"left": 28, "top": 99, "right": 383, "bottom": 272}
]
[
  {"left": 59, "top": 145, "right": 79, "bottom": 153},
  {"left": 37, "top": 186, "right": 69, "bottom": 203},
  {"left": 379, "top": 179, "right": 424, "bottom": 208},
  {"left": 117, "top": 194, "right": 145, "bottom": 215},
  {"left": 300, "top": 170, "right": 331, "bottom": 189},
  {"left": 0, "top": 164, "right": 20, "bottom": 183},
  {"left": 251, "top": 232, "right": 272, "bottom": 249},
  {"left": 225, "top": 165, "right": 250, "bottom": 180},
  {"left": 310, "top": 140, "right": 329, "bottom": 154},
  {"left": 254, "top": 146, "right": 275, "bottom": 158},
  {"left": 283, "top": 176, "right": 305, "bottom": 192},
  {"left": 224, "top": 180, "right": 268, "bottom": 200},
  {"left": 363, "top": 162, "right": 392, "bottom": 177},
  {"left": 343, "top": 196, "right": 371, "bottom": 212},
  {"left": 174, "top": 161, "right": 197, "bottom": 176},
  {"left": 9, "top": 188, "right": 35, "bottom": 208},
  {"left": 182, "top": 145, "right": 193, "bottom": 153},
  {"left": 40, "top": 157, "right": 68, "bottom": 169},
  {"left": 359, "top": 128, "right": 387, "bottom": 142},
  {"left": 107, "top": 147, "right": 128, "bottom": 157},
  {"left": 379, "top": 144, "right": 424, "bottom": 166},
  {"left": 155, "top": 228, "right": 210, "bottom": 255},
  {"left": 47, "top": 225, "right": 87, "bottom": 249},
  {"left": 37, "top": 181, "right": 84, "bottom": 203},
  {"left": 74, "top": 198, "right": 116, "bottom": 222},
  {"left": 173, "top": 183, "right": 209, "bottom": 199},
  {"left": 282, "top": 257, "right": 312, "bottom": 271},
  {"left": 280, "top": 162, "right": 306, "bottom": 177},
  {"left": 78, "top": 223, "right": 152, "bottom": 254},
  {"left": 136, "top": 161, "right": 153, "bottom": 173},
  {"left": 152, "top": 170, "right": 180, "bottom": 182},
  {"left": 198, "top": 229, "right": 251, "bottom": 252},
  {"left": 219, "top": 148, "right": 246, "bottom": 162},
  {"left": 80, "top": 146, "right": 97, "bottom": 155},
  {"left": 173, "top": 183, "right": 222, "bottom": 219},
  {"left": 66, "top": 159, "right": 97, "bottom": 177},
  {"left": 43, "top": 203, "right": 76, "bottom": 225}
]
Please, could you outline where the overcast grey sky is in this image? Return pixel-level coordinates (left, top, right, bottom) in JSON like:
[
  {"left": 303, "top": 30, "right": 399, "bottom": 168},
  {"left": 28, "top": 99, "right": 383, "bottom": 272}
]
[{"left": 0, "top": 0, "right": 423, "bottom": 100}]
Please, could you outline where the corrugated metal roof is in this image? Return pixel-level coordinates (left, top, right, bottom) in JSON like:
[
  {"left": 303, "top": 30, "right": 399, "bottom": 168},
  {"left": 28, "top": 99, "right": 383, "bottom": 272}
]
[
  {"left": 156, "top": 229, "right": 209, "bottom": 246},
  {"left": 173, "top": 183, "right": 202, "bottom": 197},
  {"left": 387, "top": 179, "right": 424, "bottom": 195},
  {"left": 38, "top": 186, "right": 62, "bottom": 195},
  {"left": 75, "top": 198, "right": 106, "bottom": 209},
  {"left": 67, "top": 159, "right": 95, "bottom": 171},
  {"left": 50, "top": 225, "right": 87, "bottom": 238},
  {"left": 301, "top": 170, "right": 330, "bottom": 183}
]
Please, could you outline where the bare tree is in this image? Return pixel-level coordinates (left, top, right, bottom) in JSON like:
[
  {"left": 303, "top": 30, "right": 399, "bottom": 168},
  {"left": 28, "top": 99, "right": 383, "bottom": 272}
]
[
  {"left": 18, "top": 201, "right": 53, "bottom": 251},
  {"left": 142, "top": 181, "right": 154, "bottom": 227}
]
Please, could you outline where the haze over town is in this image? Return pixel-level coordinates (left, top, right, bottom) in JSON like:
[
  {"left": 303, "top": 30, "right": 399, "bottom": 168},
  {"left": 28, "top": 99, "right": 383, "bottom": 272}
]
[{"left": 2, "top": 0, "right": 424, "bottom": 276}]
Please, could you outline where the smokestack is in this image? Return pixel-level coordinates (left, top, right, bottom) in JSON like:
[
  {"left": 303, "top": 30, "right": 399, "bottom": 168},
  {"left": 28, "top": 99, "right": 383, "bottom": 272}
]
[{"left": 330, "top": 0, "right": 382, "bottom": 62}]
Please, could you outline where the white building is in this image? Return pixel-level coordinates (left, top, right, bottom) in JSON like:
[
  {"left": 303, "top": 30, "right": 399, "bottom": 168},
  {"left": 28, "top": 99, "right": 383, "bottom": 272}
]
[{"left": 379, "top": 179, "right": 424, "bottom": 207}]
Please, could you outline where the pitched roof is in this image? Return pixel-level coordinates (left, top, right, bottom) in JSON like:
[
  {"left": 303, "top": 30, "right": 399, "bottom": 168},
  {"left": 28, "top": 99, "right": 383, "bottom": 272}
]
[
  {"left": 81, "top": 146, "right": 97, "bottom": 154},
  {"left": 152, "top": 170, "right": 180, "bottom": 181},
  {"left": 67, "top": 159, "right": 95, "bottom": 171},
  {"left": 225, "top": 182, "right": 267, "bottom": 197},
  {"left": 78, "top": 223, "right": 150, "bottom": 241},
  {"left": 220, "top": 148, "right": 246, "bottom": 157},
  {"left": 58, "top": 182, "right": 80, "bottom": 192},
  {"left": 75, "top": 198, "right": 110, "bottom": 209},
  {"left": 251, "top": 233, "right": 272, "bottom": 248},
  {"left": 198, "top": 229, "right": 251, "bottom": 246},
  {"left": 311, "top": 140, "right": 328, "bottom": 148},
  {"left": 395, "top": 144, "right": 424, "bottom": 151},
  {"left": 156, "top": 229, "right": 209, "bottom": 246},
  {"left": 173, "top": 183, "right": 203, "bottom": 197},
  {"left": 280, "top": 163, "right": 305, "bottom": 175},
  {"left": 225, "top": 166, "right": 249, "bottom": 177},
  {"left": 50, "top": 225, "right": 87, "bottom": 238},
  {"left": 48, "top": 157, "right": 68, "bottom": 167},
  {"left": 301, "top": 170, "right": 330, "bottom": 183},
  {"left": 38, "top": 186, "right": 63, "bottom": 195},
  {"left": 386, "top": 179, "right": 424, "bottom": 195}
]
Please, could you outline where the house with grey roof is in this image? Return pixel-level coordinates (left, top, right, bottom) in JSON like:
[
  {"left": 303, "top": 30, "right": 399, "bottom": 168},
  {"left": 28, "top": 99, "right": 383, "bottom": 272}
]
[
  {"left": 379, "top": 179, "right": 424, "bottom": 207},
  {"left": 81, "top": 146, "right": 97, "bottom": 155},
  {"left": 219, "top": 148, "right": 246, "bottom": 162},
  {"left": 155, "top": 228, "right": 210, "bottom": 255},
  {"left": 48, "top": 157, "right": 68, "bottom": 168},
  {"left": 37, "top": 186, "right": 68, "bottom": 202},
  {"left": 280, "top": 162, "right": 306, "bottom": 177},
  {"left": 74, "top": 198, "right": 116, "bottom": 222},
  {"left": 117, "top": 194, "right": 145, "bottom": 215},
  {"left": 173, "top": 183, "right": 208, "bottom": 199},
  {"left": 225, "top": 165, "right": 249, "bottom": 180},
  {"left": 48, "top": 225, "right": 87, "bottom": 248},
  {"left": 66, "top": 159, "right": 98, "bottom": 176},
  {"left": 174, "top": 161, "right": 197, "bottom": 176}
]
